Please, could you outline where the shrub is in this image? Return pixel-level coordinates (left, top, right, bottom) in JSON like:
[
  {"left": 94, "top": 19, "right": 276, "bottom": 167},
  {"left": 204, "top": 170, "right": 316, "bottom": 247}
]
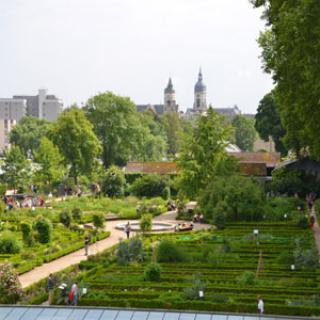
[
  {"left": 183, "top": 274, "right": 206, "bottom": 300},
  {"left": 116, "top": 242, "right": 130, "bottom": 265},
  {"left": 92, "top": 213, "right": 105, "bottom": 229},
  {"left": 156, "top": 240, "right": 185, "bottom": 263},
  {"left": 20, "top": 221, "right": 34, "bottom": 246},
  {"left": 116, "top": 238, "right": 144, "bottom": 265},
  {"left": 0, "top": 263, "right": 22, "bottom": 303},
  {"left": 72, "top": 208, "right": 83, "bottom": 221},
  {"left": 102, "top": 165, "right": 126, "bottom": 197},
  {"left": 297, "top": 216, "right": 309, "bottom": 229},
  {"left": 212, "top": 201, "right": 227, "bottom": 229},
  {"left": 140, "top": 214, "right": 152, "bottom": 233},
  {"left": 237, "top": 271, "right": 256, "bottom": 286},
  {"left": 294, "top": 241, "right": 319, "bottom": 269},
  {"left": 130, "top": 174, "right": 169, "bottom": 198},
  {"left": 0, "top": 232, "right": 21, "bottom": 254},
  {"left": 34, "top": 217, "right": 52, "bottom": 243},
  {"left": 59, "top": 210, "right": 72, "bottom": 228},
  {"left": 144, "top": 263, "right": 161, "bottom": 281}
]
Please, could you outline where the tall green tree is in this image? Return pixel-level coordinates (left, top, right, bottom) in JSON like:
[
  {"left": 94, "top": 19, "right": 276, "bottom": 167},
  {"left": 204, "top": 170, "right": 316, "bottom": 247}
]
[
  {"left": 33, "top": 137, "right": 65, "bottom": 187},
  {"left": 177, "top": 108, "right": 237, "bottom": 198},
  {"left": 85, "top": 92, "right": 144, "bottom": 167},
  {"left": 2, "top": 146, "right": 31, "bottom": 192},
  {"left": 49, "top": 108, "right": 101, "bottom": 184},
  {"left": 255, "top": 92, "right": 287, "bottom": 155},
  {"left": 9, "top": 117, "right": 50, "bottom": 157},
  {"left": 232, "top": 115, "right": 256, "bottom": 151},
  {"left": 251, "top": 0, "right": 320, "bottom": 159}
]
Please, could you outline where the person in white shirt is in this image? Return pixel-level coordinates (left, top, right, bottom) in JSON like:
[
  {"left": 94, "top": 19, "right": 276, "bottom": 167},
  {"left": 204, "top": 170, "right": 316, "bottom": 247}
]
[{"left": 258, "top": 296, "right": 264, "bottom": 314}]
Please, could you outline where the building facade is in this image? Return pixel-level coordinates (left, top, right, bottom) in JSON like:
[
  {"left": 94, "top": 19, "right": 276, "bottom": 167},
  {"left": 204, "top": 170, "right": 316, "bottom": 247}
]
[
  {"left": 14, "top": 89, "right": 63, "bottom": 121},
  {"left": 0, "top": 98, "right": 26, "bottom": 122},
  {"left": 193, "top": 69, "right": 207, "bottom": 112},
  {"left": 0, "top": 119, "right": 17, "bottom": 152}
]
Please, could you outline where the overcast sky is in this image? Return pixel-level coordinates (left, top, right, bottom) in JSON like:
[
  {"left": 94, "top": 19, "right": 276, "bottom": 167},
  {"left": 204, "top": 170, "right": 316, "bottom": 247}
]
[{"left": 0, "top": 0, "right": 273, "bottom": 113}]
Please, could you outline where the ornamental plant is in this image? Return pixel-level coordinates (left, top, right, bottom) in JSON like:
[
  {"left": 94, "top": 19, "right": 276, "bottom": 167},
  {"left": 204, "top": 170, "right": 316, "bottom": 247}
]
[
  {"left": 34, "top": 217, "right": 52, "bottom": 243},
  {"left": 0, "top": 263, "right": 22, "bottom": 303},
  {"left": 144, "top": 263, "right": 161, "bottom": 281}
]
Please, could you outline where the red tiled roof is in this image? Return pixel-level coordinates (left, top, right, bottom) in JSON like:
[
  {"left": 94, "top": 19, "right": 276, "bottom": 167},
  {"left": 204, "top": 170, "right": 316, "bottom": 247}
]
[{"left": 229, "top": 152, "right": 280, "bottom": 167}]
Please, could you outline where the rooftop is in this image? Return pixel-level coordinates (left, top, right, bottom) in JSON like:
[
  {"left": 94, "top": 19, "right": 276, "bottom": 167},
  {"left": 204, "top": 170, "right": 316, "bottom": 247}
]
[{"left": 0, "top": 306, "right": 316, "bottom": 320}]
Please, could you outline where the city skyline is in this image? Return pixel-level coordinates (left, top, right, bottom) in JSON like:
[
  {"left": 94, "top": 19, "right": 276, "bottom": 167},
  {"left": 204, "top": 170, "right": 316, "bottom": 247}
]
[{"left": 0, "top": 0, "right": 273, "bottom": 113}]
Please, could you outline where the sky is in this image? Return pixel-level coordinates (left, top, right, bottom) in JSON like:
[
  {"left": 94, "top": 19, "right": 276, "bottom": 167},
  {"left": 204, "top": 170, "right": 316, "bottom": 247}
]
[{"left": 0, "top": 0, "right": 273, "bottom": 114}]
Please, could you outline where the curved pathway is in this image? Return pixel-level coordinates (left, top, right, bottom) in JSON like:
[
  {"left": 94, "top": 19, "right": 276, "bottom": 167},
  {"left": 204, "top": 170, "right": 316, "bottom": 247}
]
[{"left": 18, "top": 211, "right": 210, "bottom": 288}]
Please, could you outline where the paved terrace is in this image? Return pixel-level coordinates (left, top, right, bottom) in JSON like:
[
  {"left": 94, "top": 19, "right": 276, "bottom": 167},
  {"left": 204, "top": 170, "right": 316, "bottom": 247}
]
[{"left": 0, "top": 306, "right": 318, "bottom": 320}]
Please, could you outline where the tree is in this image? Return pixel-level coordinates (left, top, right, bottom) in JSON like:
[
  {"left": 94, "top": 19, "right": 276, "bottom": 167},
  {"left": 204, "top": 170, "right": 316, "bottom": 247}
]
[
  {"left": 49, "top": 108, "right": 101, "bottom": 184},
  {"left": 85, "top": 92, "right": 145, "bottom": 167},
  {"left": 232, "top": 115, "right": 256, "bottom": 151},
  {"left": 9, "top": 116, "right": 50, "bottom": 157},
  {"left": 251, "top": 1, "right": 320, "bottom": 159},
  {"left": 255, "top": 92, "right": 287, "bottom": 155},
  {"left": 177, "top": 108, "right": 237, "bottom": 198},
  {"left": 2, "top": 146, "right": 31, "bottom": 192},
  {"left": 33, "top": 137, "right": 65, "bottom": 187},
  {"left": 34, "top": 217, "right": 52, "bottom": 244},
  {"left": 102, "top": 165, "right": 126, "bottom": 197}
]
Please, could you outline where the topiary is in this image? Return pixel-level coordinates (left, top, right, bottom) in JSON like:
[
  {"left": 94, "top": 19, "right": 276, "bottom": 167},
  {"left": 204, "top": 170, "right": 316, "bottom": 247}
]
[
  {"left": 144, "top": 263, "right": 161, "bottom": 281},
  {"left": 20, "top": 221, "right": 34, "bottom": 247},
  {"left": 0, "top": 232, "right": 21, "bottom": 254},
  {"left": 92, "top": 213, "right": 105, "bottom": 229},
  {"left": 34, "top": 217, "right": 52, "bottom": 243},
  {"left": 59, "top": 210, "right": 72, "bottom": 228}
]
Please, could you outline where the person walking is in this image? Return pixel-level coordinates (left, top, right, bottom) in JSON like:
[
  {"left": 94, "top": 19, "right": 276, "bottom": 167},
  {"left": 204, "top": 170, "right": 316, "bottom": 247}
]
[
  {"left": 47, "top": 273, "right": 55, "bottom": 305},
  {"left": 257, "top": 296, "right": 264, "bottom": 314},
  {"left": 84, "top": 234, "right": 90, "bottom": 256},
  {"left": 124, "top": 222, "right": 131, "bottom": 239}
]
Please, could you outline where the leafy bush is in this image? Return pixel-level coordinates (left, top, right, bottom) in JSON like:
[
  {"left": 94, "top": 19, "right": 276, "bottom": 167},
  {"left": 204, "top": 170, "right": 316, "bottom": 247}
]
[
  {"left": 92, "top": 213, "right": 105, "bottom": 229},
  {"left": 183, "top": 274, "right": 206, "bottom": 300},
  {"left": 72, "top": 208, "right": 83, "bottom": 221},
  {"left": 59, "top": 210, "right": 72, "bottom": 228},
  {"left": 144, "top": 263, "right": 161, "bottom": 281},
  {"left": 294, "top": 241, "right": 319, "bottom": 269},
  {"left": 140, "top": 214, "right": 152, "bottom": 233},
  {"left": 212, "top": 201, "right": 227, "bottom": 229},
  {"left": 0, "top": 232, "right": 21, "bottom": 254},
  {"left": 34, "top": 217, "right": 52, "bottom": 243},
  {"left": 102, "top": 165, "right": 126, "bottom": 197},
  {"left": 156, "top": 240, "right": 185, "bottom": 263},
  {"left": 237, "top": 271, "right": 256, "bottom": 286},
  {"left": 116, "top": 238, "right": 144, "bottom": 265},
  {"left": 0, "top": 263, "right": 22, "bottom": 303},
  {"left": 130, "top": 174, "right": 170, "bottom": 198},
  {"left": 20, "top": 221, "right": 34, "bottom": 246}
]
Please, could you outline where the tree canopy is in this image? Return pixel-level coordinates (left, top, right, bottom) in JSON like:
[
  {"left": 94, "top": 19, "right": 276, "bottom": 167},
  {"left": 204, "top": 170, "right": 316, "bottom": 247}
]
[
  {"left": 49, "top": 107, "right": 101, "bottom": 184},
  {"left": 251, "top": 0, "right": 320, "bottom": 159},
  {"left": 255, "top": 92, "right": 287, "bottom": 155},
  {"left": 9, "top": 116, "right": 50, "bottom": 157},
  {"left": 232, "top": 115, "right": 256, "bottom": 151}
]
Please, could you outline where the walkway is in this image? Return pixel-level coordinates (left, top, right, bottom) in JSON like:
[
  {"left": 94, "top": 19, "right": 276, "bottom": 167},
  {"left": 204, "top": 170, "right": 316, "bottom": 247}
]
[
  {"left": 311, "top": 206, "right": 320, "bottom": 254},
  {"left": 19, "top": 212, "right": 210, "bottom": 288}
]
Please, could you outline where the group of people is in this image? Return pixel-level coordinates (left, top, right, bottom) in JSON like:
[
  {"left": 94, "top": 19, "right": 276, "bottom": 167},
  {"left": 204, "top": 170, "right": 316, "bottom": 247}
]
[{"left": 3, "top": 194, "right": 45, "bottom": 210}]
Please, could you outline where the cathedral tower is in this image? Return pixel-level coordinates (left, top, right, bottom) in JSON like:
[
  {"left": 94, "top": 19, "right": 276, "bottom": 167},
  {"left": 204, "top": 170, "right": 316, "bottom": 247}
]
[
  {"left": 164, "top": 78, "right": 178, "bottom": 112},
  {"left": 193, "top": 69, "right": 207, "bottom": 112}
]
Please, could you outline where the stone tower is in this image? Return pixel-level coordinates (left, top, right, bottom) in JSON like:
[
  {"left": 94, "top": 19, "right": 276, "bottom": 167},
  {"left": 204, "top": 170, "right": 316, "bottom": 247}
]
[
  {"left": 164, "top": 78, "right": 178, "bottom": 112},
  {"left": 193, "top": 69, "right": 207, "bottom": 112}
]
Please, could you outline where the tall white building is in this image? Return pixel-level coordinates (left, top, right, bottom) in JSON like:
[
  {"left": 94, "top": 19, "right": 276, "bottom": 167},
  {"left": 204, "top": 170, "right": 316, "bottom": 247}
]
[
  {"left": 0, "top": 98, "right": 26, "bottom": 122},
  {"left": 14, "top": 89, "right": 63, "bottom": 121}
]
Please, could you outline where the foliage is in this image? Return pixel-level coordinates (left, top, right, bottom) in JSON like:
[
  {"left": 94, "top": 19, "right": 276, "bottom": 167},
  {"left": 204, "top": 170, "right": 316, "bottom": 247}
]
[
  {"left": 72, "top": 208, "right": 83, "bottom": 222},
  {"left": 237, "top": 271, "right": 256, "bottom": 286},
  {"left": 255, "top": 92, "right": 287, "bottom": 155},
  {"left": 85, "top": 92, "right": 145, "bottom": 167},
  {"left": 294, "top": 241, "right": 319, "bottom": 270},
  {"left": 252, "top": 0, "right": 320, "bottom": 159},
  {"left": 156, "top": 240, "right": 185, "bottom": 263},
  {"left": 139, "top": 214, "right": 153, "bottom": 233},
  {"left": 199, "top": 175, "right": 265, "bottom": 222},
  {"left": 0, "top": 232, "right": 21, "bottom": 254},
  {"left": 212, "top": 201, "right": 228, "bottom": 229},
  {"left": 102, "top": 165, "right": 126, "bottom": 197},
  {"left": 49, "top": 107, "right": 101, "bottom": 184},
  {"left": 232, "top": 115, "right": 256, "bottom": 151},
  {"left": 34, "top": 217, "right": 52, "bottom": 243},
  {"left": 0, "top": 263, "right": 22, "bottom": 303},
  {"left": 183, "top": 274, "right": 207, "bottom": 300},
  {"left": 33, "top": 137, "right": 65, "bottom": 186},
  {"left": 9, "top": 116, "right": 50, "bottom": 157},
  {"left": 20, "top": 222, "right": 34, "bottom": 246},
  {"left": 130, "top": 174, "right": 170, "bottom": 198},
  {"left": 92, "top": 213, "right": 105, "bottom": 229},
  {"left": 177, "top": 108, "right": 237, "bottom": 198},
  {"left": 59, "top": 210, "right": 72, "bottom": 228},
  {"left": 144, "top": 263, "right": 161, "bottom": 281},
  {"left": 2, "top": 146, "right": 31, "bottom": 192},
  {"left": 116, "top": 238, "right": 144, "bottom": 265}
]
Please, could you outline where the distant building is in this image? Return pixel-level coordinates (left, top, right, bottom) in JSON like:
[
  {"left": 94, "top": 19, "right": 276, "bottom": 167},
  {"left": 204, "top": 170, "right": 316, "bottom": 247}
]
[
  {"left": 0, "top": 119, "right": 17, "bottom": 152},
  {"left": 0, "top": 98, "right": 26, "bottom": 122},
  {"left": 193, "top": 69, "right": 207, "bottom": 112},
  {"left": 14, "top": 89, "right": 63, "bottom": 121}
]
